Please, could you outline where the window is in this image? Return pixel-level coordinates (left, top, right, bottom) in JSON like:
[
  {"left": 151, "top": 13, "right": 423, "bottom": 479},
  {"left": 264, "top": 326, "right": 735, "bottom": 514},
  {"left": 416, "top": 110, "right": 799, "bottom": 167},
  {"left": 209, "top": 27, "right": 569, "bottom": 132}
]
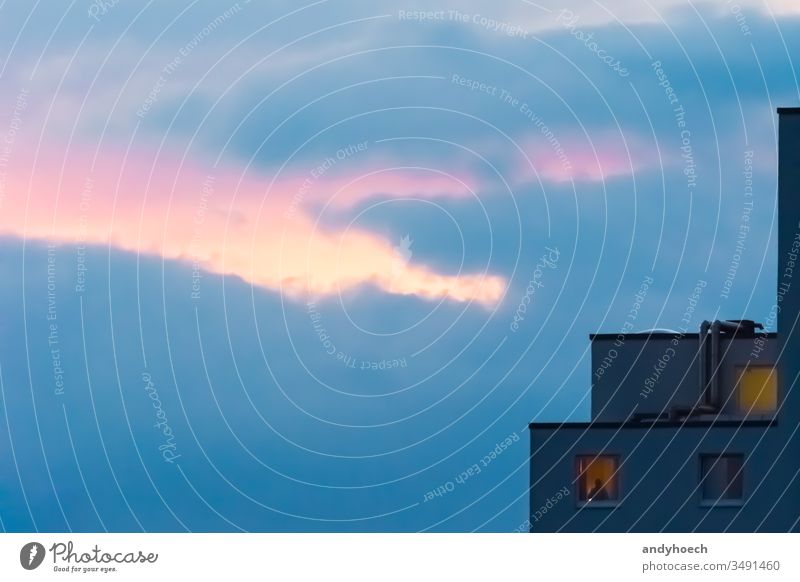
[
  {"left": 576, "top": 455, "right": 619, "bottom": 505},
  {"left": 700, "top": 454, "right": 744, "bottom": 504},
  {"left": 736, "top": 366, "right": 777, "bottom": 415}
]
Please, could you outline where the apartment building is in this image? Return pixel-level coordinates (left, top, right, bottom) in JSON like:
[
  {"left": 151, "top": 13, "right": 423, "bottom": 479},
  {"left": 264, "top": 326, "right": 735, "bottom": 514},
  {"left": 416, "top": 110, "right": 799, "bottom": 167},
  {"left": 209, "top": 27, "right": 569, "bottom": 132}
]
[{"left": 528, "top": 107, "right": 800, "bottom": 532}]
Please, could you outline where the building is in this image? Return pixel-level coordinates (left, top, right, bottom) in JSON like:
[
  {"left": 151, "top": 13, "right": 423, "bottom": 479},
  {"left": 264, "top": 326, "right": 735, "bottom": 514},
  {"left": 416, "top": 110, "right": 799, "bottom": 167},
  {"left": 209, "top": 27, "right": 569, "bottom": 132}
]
[{"left": 528, "top": 108, "right": 800, "bottom": 532}]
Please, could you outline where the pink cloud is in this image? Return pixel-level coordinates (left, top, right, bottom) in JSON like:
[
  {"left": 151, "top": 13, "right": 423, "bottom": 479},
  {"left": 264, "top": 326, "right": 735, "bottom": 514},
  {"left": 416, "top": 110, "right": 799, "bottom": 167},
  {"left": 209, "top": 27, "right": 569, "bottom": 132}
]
[
  {"left": 0, "top": 145, "right": 505, "bottom": 307},
  {"left": 277, "top": 153, "right": 480, "bottom": 211},
  {"left": 515, "top": 133, "right": 656, "bottom": 184}
]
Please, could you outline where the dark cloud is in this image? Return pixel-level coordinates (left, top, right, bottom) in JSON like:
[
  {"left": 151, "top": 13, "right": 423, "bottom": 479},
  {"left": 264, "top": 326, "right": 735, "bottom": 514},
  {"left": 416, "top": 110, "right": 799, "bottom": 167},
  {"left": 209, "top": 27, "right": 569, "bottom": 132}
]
[{"left": 0, "top": 0, "right": 795, "bottom": 531}]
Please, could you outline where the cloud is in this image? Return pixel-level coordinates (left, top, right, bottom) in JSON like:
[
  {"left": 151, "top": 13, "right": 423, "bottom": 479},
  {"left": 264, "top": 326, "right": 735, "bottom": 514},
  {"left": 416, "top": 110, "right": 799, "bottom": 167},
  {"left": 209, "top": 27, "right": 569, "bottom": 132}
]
[
  {"left": 504, "top": 0, "right": 800, "bottom": 31},
  {"left": 0, "top": 0, "right": 795, "bottom": 534},
  {"left": 510, "top": 131, "right": 658, "bottom": 184},
  {"left": 0, "top": 145, "right": 505, "bottom": 306}
]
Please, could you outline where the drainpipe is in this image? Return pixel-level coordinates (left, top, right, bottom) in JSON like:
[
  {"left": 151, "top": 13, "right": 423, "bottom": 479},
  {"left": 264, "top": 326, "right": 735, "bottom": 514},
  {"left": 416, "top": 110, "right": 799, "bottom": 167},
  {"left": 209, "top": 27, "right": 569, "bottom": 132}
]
[{"left": 699, "top": 320, "right": 711, "bottom": 405}]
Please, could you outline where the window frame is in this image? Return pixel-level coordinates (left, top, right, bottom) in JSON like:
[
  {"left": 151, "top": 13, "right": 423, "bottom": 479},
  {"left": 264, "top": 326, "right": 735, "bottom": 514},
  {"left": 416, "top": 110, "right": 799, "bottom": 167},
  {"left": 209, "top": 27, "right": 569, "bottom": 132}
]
[
  {"left": 699, "top": 453, "right": 745, "bottom": 507},
  {"left": 574, "top": 453, "right": 621, "bottom": 508}
]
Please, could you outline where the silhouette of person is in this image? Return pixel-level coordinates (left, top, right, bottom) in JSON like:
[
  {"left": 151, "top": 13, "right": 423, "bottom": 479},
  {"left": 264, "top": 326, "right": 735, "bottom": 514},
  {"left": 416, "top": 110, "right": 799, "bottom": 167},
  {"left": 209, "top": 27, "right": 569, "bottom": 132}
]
[{"left": 588, "top": 478, "right": 609, "bottom": 501}]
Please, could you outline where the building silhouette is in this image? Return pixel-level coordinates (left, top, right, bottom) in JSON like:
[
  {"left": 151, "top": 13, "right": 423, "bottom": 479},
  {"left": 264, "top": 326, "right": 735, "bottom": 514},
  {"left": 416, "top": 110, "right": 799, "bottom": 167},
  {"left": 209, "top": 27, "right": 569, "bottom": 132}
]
[{"left": 528, "top": 107, "right": 800, "bottom": 532}]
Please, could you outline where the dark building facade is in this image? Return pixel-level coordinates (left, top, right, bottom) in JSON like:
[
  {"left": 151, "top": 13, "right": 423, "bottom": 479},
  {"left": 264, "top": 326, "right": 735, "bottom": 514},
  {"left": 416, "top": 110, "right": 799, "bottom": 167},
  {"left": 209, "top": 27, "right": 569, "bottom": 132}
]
[{"left": 529, "top": 108, "right": 800, "bottom": 532}]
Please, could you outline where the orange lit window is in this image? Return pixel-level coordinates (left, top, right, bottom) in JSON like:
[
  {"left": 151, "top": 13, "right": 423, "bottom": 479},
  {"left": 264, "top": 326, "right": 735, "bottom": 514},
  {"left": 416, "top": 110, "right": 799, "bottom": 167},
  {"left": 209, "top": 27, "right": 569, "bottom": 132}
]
[
  {"left": 576, "top": 455, "right": 619, "bottom": 504},
  {"left": 737, "top": 366, "right": 777, "bottom": 414}
]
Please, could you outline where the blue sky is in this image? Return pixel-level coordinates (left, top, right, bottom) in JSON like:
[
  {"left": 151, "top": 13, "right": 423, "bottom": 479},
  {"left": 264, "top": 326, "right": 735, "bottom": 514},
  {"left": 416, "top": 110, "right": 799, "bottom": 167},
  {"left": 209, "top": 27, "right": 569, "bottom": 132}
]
[{"left": 0, "top": 0, "right": 798, "bottom": 531}]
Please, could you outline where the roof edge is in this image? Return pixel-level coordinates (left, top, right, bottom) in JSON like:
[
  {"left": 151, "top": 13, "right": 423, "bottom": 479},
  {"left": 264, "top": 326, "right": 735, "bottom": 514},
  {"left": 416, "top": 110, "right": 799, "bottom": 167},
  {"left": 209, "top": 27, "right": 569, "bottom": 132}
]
[
  {"left": 589, "top": 331, "right": 777, "bottom": 340},
  {"left": 529, "top": 419, "right": 776, "bottom": 430}
]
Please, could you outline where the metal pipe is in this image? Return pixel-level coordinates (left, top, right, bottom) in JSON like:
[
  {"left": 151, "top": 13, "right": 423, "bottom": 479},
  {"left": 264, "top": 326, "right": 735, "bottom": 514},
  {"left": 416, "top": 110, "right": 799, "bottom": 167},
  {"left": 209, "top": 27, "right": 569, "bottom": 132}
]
[
  {"left": 710, "top": 320, "right": 746, "bottom": 409},
  {"left": 699, "top": 320, "right": 711, "bottom": 405},
  {"left": 710, "top": 320, "right": 721, "bottom": 409}
]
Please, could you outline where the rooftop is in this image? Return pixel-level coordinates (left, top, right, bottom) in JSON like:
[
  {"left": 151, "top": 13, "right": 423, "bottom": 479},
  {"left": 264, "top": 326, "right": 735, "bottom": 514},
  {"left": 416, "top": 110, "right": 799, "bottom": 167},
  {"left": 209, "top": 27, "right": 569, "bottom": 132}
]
[
  {"left": 589, "top": 331, "right": 776, "bottom": 340},
  {"left": 529, "top": 419, "right": 776, "bottom": 430}
]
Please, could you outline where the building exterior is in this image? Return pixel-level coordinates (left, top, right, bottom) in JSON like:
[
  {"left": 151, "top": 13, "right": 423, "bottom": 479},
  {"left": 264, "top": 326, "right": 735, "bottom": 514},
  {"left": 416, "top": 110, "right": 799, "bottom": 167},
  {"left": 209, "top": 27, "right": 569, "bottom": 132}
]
[{"left": 529, "top": 108, "right": 800, "bottom": 532}]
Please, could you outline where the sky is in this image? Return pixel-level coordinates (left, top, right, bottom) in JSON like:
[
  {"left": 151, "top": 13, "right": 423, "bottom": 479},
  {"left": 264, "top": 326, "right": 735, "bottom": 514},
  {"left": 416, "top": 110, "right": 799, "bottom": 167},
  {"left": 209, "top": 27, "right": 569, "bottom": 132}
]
[{"left": 0, "top": 0, "right": 798, "bottom": 532}]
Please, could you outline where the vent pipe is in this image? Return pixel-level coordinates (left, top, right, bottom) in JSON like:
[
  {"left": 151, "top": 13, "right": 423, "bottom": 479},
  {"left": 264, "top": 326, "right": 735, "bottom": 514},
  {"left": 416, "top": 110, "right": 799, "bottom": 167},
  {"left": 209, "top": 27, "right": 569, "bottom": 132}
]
[{"left": 699, "top": 320, "right": 711, "bottom": 406}]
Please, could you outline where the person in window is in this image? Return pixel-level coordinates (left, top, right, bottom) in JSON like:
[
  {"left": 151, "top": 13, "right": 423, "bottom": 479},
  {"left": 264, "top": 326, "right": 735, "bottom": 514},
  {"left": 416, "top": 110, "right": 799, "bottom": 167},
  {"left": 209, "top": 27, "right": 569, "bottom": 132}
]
[{"left": 588, "top": 478, "right": 609, "bottom": 501}]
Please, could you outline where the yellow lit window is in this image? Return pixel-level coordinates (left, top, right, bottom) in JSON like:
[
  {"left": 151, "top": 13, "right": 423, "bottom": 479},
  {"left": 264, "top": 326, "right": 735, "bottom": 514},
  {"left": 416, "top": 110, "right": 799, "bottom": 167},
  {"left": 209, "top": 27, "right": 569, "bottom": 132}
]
[
  {"left": 576, "top": 455, "right": 619, "bottom": 504},
  {"left": 737, "top": 366, "right": 777, "bottom": 414}
]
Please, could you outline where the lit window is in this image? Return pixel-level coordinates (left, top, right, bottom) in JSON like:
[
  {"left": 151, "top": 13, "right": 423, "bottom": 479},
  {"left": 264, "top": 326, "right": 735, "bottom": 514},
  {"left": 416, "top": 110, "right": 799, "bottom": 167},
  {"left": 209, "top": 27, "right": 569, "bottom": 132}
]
[
  {"left": 700, "top": 454, "right": 744, "bottom": 503},
  {"left": 737, "top": 366, "right": 777, "bottom": 414},
  {"left": 576, "top": 455, "right": 619, "bottom": 504}
]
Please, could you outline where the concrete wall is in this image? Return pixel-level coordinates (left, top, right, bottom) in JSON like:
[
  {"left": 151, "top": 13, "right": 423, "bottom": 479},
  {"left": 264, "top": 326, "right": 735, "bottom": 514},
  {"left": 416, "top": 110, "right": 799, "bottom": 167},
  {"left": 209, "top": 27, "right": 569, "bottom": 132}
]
[
  {"left": 777, "top": 108, "right": 800, "bottom": 531},
  {"left": 591, "top": 334, "right": 700, "bottom": 421},
  {"left": 529, "top": 422, "right": 797, "bottom": 532},
  {"left": 591, "top": 334, "right": 777, "bottom": 421}
]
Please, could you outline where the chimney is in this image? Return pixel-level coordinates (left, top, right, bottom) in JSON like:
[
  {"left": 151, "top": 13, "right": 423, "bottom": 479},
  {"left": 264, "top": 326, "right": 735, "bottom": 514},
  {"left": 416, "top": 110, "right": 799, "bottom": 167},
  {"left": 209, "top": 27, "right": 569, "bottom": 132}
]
[{"left": 778, "top": 108, "right": 800, "bottom": 337}]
